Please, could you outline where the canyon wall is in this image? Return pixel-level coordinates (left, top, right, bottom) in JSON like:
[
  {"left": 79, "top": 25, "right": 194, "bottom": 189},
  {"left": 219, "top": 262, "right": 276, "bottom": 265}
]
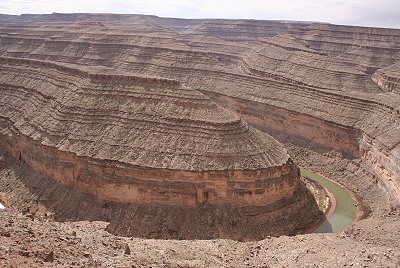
[
  {"left": 0, "top": 57, "right": 301, "bottom": 207},
  {"left": 200, "top": 91, "right": 362, "bottom": 158},
  {"left": 0, "top": 56, "right": 324, "bottom": 239},
  {"left": 0, "top": 14, "right": 399, "bottom": 234},
  {"left": 0, "top": 121, "right": 299, "bottom": 207},
  {"left": 372, "top": 63, "right": 400, "bottom": 93},
  {"left": 0, "top": 147, "right": 323, "bottom": 240}
]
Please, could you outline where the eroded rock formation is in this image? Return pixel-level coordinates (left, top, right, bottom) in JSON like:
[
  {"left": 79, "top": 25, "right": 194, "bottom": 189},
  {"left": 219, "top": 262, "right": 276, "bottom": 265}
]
[
  {"left": 0, "top": 56, "right": 323, "bottom": 239},
  {"left": 0, "top": 13, "right": 400, "bottom": 239}
]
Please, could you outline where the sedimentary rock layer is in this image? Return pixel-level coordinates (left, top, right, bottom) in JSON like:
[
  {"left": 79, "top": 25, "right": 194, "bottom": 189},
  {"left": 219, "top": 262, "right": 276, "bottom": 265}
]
[
  {"left": 0, "top": 56, "right": 299, "bottom": 206},
  {"left": 0, "top": 14, "right": 399, "bottom": 237},
  {"left": 0, "top": 147, "right": 324, "bottom": 240},
  {"left": 0, "top": 16, "right": 396, "bottom": 204},
  {"left": 0, "top": 56, "right": 325, "bottom": 239},
  {"left": 372, "top": 63, "right": 400, "bottom": 93}
]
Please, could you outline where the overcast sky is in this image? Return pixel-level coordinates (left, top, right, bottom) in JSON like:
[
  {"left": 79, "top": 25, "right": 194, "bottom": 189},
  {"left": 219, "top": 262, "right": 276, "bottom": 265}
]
[{"left": 1, "top": 0, "right": 400, "bottom": 29}]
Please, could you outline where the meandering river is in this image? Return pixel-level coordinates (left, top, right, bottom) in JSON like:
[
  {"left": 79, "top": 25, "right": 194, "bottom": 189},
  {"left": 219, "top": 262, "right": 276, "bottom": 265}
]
[{"left": 300, "top": 168, "right": 356, "bottom": 233}]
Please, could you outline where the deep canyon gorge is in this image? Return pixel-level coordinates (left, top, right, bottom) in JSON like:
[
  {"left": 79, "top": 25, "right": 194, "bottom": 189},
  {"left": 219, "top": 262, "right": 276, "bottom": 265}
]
[{"left": 0, "top": 13, "right": 399, "bottom": 267}]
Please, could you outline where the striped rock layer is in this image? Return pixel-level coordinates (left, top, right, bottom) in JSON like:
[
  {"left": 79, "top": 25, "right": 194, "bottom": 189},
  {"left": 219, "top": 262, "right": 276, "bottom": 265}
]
[
  {"left": 1, "top": 13, "right": 400, "bottom": 236},
  {"left": 0, "top": 56, "right": 322, "bottom": 239}
]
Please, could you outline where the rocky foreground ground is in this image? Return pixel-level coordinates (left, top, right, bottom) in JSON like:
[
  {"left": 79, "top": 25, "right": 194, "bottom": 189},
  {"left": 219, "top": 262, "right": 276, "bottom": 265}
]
[{"left": 0, "top": 207, "right": 399, "bottom": 267}]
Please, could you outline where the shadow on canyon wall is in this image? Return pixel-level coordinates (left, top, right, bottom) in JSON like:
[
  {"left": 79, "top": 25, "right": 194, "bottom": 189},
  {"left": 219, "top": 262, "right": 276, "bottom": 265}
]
[{"left": 0, "top": 149, "right": 325, "bottom": 241}]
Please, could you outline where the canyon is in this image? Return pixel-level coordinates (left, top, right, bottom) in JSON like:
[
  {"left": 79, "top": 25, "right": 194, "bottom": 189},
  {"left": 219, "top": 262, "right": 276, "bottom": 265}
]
[
  {"left": 0, "top": 55, "right": 324, "bottom": 240},
  {"left": 0, "top": 13, "right": 400, "bottom": 267}
]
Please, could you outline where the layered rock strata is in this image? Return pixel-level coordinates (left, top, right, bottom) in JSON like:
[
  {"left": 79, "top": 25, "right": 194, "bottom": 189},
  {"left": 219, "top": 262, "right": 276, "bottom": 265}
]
[
  {"left": 0, "top": 57, "right": 323, "bottom": 239},
  {"left": 372, "top": 63, "right": 400, "bottom": 93},
  {"left": 0, "top": 13, "right": 400, "bottom": 232}
]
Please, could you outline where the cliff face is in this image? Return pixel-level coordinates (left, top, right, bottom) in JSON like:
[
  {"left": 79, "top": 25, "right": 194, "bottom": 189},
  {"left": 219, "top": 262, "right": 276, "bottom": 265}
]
[
  {"left": 372, "top": 62, "right": 400, "bottom": 93},
  {"left": 0, "top": 14, "right": 400, "bottom": 237}
]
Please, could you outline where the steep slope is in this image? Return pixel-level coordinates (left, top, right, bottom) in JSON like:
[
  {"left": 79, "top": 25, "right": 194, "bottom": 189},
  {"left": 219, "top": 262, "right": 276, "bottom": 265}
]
[{"left": 372, "top": 62, "right": 400, "bottom": 93}]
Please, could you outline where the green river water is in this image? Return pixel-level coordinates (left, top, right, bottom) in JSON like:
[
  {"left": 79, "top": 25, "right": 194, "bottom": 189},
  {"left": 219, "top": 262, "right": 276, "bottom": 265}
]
[{"left": 300, "top": 168, "right": 356, "bottom": 233}]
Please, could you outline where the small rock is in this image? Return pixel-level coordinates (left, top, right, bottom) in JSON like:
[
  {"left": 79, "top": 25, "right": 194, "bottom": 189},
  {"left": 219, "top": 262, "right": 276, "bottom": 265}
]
[
  {"left": 44, "top": 251, "right": 54, "bottom": 262},
  {"left": 22, "top": 207, "right": 29, "bottom": 214},
  {"left": 83, "top": 251, "right": 91, "bottom": 258},
  {"left": 0, "top": 229, "right": 11, "bottom": 237},
  {"left": 124, "top": 243, "right": 131, "bottom": 255},
  {"left": 19, "top": 250, "right": 30, "bottom": 257}
]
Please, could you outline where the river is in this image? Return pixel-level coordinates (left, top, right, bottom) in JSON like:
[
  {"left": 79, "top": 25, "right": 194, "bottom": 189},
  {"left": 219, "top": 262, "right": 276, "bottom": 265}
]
[{"left": 300, "top": 168, "right": 356, "bottom": 233}]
